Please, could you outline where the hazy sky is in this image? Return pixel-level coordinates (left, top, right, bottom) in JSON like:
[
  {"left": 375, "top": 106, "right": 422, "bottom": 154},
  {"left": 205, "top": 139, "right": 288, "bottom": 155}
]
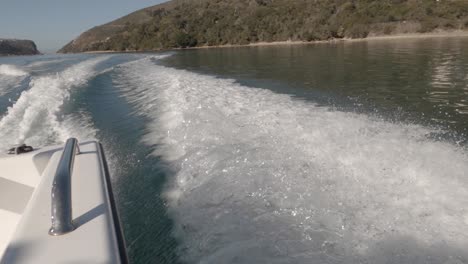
[{"left": 0, "top": 0, "right": 166, "bottom": 52}]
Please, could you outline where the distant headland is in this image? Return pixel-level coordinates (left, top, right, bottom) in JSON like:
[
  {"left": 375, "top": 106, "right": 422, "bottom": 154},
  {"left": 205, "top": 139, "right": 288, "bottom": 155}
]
[
  {"left": 0, "top": 39, "right": 40, "bottom": 56},
  {"left": 59, "top": 0, "right": 468, "bottom": 53}
]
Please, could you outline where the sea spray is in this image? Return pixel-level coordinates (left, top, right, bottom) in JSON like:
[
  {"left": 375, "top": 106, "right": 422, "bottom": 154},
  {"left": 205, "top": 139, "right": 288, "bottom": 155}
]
[
  {"left": 0, "top": 57, "right": 108, "bottom": 150},
  {"left": 0, "top": 64, "right": 29, "bottom": 97},
  {"left": 117, "top": 58, "right": 468, "bottom": 263},
  {"left": 0, "top": 64, "right": 28, "bottom": 77}
]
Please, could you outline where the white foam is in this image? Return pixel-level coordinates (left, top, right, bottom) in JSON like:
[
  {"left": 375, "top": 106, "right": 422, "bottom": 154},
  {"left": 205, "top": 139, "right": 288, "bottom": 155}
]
[
  {"left": 0, "top": 64, "right": 28, "bottom": 77},
  {"left": 27, "top": 58, "right": 69, "bottom": 68},
  {"left": 0, "top": 65, "right": 29, "bottom": 97},
  {"left": 0, "top": 57, "right": 107, "bottom": 150},
  {"left": 118, "top": 58, "right": 468, "bottom": 263}
]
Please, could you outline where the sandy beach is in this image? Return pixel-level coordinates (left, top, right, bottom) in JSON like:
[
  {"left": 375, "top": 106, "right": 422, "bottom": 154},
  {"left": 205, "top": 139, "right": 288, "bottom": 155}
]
[
  {"left": 82, "top": 30, "right": 468, "bottom": 54},
  {"left": 193, "top": 31, "right": 468, "bottom": 49}
]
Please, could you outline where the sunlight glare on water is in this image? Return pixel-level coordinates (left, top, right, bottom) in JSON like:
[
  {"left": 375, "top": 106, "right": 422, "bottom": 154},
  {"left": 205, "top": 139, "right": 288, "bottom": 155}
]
[{"left": 117, "top": 57, "right": 468, "bottom": 263}]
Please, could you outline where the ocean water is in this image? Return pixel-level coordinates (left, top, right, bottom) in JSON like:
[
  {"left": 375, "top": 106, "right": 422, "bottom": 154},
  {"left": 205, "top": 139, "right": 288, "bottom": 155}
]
[{"left": 1, "top": 37, "right": 468, "bottom": 264}]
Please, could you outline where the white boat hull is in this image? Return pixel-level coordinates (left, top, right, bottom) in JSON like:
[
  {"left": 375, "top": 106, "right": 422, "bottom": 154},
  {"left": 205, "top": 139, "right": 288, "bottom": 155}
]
[{"left": 0, "top": 140, "right": 127, "bottom": 263}]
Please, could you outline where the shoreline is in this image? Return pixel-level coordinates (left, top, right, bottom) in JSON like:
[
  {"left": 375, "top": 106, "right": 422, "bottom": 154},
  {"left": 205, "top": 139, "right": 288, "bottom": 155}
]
[
  {"left": 346, "top": 30, "right": 468, "bottom": 42},
  {"left": 80, "top": 31, "right": 468, "bottom": 54}
]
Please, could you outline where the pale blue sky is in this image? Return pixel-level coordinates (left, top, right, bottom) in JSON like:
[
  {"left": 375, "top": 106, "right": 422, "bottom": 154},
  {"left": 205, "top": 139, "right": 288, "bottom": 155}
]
[{"left": 0, "top": 0, "right": 166, "bottom": 52}]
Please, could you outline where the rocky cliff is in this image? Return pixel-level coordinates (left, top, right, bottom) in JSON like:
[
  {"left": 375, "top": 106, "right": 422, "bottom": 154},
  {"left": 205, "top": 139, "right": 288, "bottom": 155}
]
[{"left": 0, "top": 39, "right": 40, "bottom": 56}]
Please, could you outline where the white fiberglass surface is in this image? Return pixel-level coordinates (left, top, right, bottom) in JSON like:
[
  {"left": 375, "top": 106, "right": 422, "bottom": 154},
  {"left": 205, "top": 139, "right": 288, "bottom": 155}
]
[{"left": 117, "top": 58, "right": 468, "bottom": 263}]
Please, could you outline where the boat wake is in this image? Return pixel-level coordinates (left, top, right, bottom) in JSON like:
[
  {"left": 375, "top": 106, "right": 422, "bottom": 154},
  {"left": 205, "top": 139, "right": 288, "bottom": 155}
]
[
  {"left": 0, "top": 64, "right": 29, "bottom": 97},
  {"left": 117, "top": 58, "right": 468, "bottom": 263},
  {"left": 0, "top": 64, "right": 28, "bottom": 77},
  {"left": 0, "top": 57, "right": 106, "bottom": 150}
]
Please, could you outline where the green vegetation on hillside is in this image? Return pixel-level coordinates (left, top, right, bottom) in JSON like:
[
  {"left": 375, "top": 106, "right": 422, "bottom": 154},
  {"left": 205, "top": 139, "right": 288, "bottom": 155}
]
[{"left": 59, "top": 0, "right": 468, "bottom": 53}]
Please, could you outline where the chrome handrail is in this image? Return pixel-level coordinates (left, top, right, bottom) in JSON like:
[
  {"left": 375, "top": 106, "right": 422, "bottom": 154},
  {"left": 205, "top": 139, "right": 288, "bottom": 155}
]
[{"left": 49, "top": 138, "right": 80, "bottom": 236}]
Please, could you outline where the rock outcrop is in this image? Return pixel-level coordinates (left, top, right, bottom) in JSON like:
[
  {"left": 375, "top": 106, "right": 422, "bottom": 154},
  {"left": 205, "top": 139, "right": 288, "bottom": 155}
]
[{"left": 0, "top": 39, "right": 40, "bottom": 56}]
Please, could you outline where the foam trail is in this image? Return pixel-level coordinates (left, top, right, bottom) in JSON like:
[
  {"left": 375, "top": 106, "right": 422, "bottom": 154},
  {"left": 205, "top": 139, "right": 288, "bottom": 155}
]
[
  {"left": 0, "top": 64, "right": 28, "bottom": 77},
  {"left": 0, "top": 64, "right": 29, "bottom": 96},
  {"left": 118, "top": 58, "right": 468, "bottom": 263},
  {"left": 27, "top": 58, "right": 70, "bottom": 68},
  {"left": 0, "top": 57, "right": 107, "bottom": 150}
]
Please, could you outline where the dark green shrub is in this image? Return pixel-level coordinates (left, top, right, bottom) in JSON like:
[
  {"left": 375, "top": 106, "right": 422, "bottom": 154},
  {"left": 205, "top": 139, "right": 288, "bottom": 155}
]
[
  {"left": 345, "top": 24, "right": 369, "bottom": 38},
  {"left": 175, "top": 32, "right": 198, "bottom": 48}
]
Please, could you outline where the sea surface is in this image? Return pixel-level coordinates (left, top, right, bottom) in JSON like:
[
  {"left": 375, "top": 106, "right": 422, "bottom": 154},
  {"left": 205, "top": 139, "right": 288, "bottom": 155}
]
[{"left": 1, "top": 37, "right": 468, "bottom": 264}]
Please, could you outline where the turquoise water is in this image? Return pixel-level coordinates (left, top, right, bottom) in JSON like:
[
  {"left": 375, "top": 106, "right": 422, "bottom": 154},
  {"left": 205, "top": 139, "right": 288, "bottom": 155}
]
[{"left": 1, "top": 37, "right": 468, "bottom": 263}]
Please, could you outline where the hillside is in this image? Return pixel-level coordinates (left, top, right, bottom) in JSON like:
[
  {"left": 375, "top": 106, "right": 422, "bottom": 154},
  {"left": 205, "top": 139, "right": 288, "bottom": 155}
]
[
  {"left": 0, "top": 39, "right": 40, "bottom": 56},
  {"left": 59, "top": 0, "right": 468, "bottom": 53}
]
